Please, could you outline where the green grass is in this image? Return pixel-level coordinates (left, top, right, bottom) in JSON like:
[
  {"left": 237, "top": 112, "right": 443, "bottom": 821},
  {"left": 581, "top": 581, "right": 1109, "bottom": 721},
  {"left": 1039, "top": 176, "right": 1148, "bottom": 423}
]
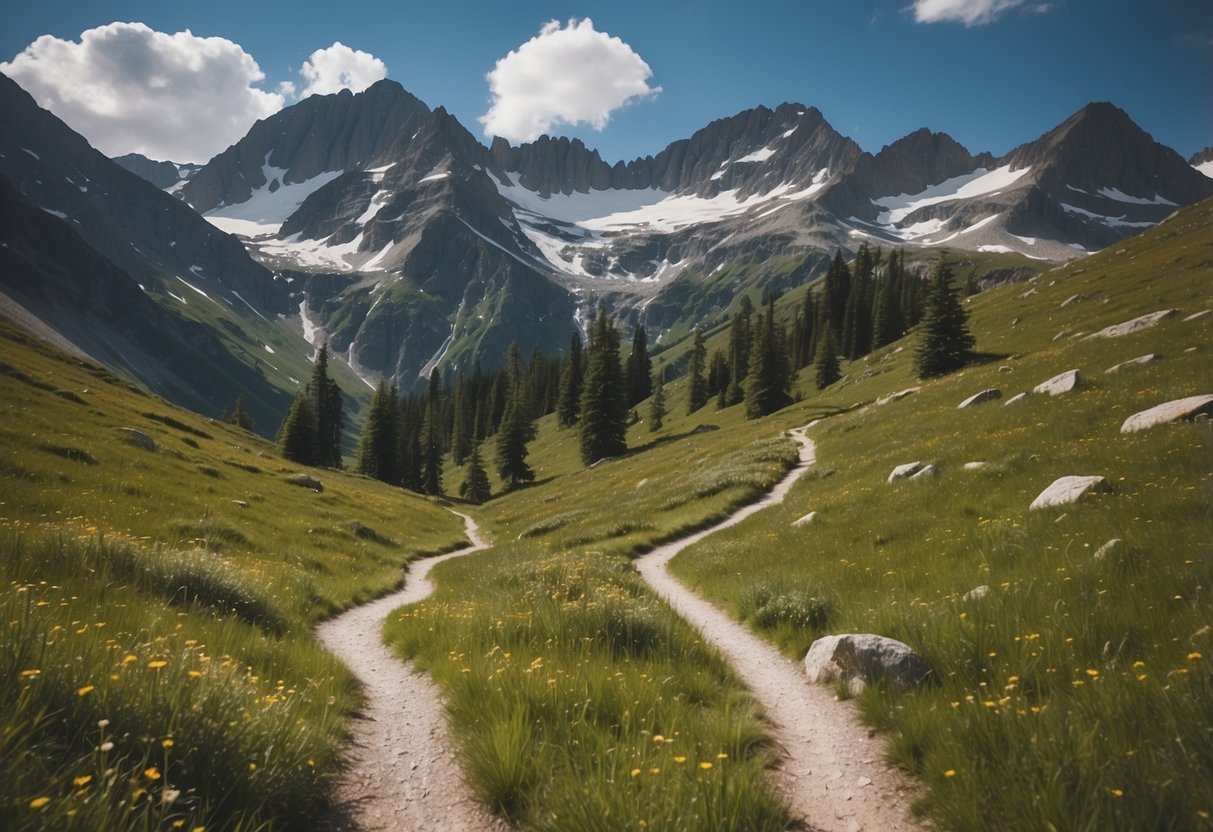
[
  {"left": 0, "top": 320, "right": 466, "bottom": 829},
  {"left": 669, "top": 199, "right": 1213, "bottom": 829}
]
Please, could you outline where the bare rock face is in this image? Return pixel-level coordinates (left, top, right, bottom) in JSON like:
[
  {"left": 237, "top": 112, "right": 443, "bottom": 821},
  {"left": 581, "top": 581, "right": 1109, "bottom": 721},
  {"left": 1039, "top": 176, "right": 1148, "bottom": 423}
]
[
  {"left": 887, "top": 461, "right": 923, "bottom": 483},
  {"left": 1084, "top": 309, "right": 1176, "bottom": 340},
  {"left": 1029, "top": 475, "right": 1108, "bottom": 510},
  {"left": 958, "top": 388, "right": 1002, "bottom": 408},
  {"left": 1105, "top": 354, "right": 1159, "bottom": 374},
  {"left": 1120, "top": 395, "right": 1213, "bottom": 433},
  {"left": 804, "top": 634, "right": 931, "bottom": 694},
  {"left": 1034, "top": 369, "right": 1080, "bottom": 396}
]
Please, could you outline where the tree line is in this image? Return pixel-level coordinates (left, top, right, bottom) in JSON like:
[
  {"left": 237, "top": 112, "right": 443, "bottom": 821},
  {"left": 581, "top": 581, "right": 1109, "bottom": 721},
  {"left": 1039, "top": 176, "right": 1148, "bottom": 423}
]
[{"left": 273, "top": 245, "right": 973, "bottom": 502}]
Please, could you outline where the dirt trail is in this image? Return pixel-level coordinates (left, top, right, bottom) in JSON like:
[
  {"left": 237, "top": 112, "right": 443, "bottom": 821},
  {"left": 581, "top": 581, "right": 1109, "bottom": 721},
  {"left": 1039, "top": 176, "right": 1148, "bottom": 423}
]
[
  {"left": 635, "top": 426, "right": 924, "bottom": 832},
  {"left": 316, "top": 511, "right": 504, "bottom": 831}
]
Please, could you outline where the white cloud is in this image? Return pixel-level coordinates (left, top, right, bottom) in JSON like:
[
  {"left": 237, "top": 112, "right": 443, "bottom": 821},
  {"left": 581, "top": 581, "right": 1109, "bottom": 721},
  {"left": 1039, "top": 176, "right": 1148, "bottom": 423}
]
[
  {"left": 0, "top": 22, "right": 284, "bottom": 163},
  {"left": 911, "top": 0, "right": 1043, "bottom": 26},
  {"left": 480, "top": 18, "right": 660, "bottom": 143},
  {"left": 298, "top": 42, "right": 387, "bottom": 98}
]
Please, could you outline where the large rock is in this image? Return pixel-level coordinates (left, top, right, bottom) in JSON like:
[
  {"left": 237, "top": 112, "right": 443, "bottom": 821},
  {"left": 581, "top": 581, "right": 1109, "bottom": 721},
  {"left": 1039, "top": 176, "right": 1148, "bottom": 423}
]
[
  {"left": 1029, "top": 475, "right": 1109, "bottom": 510},
  {"left": 792, "top": 511, "right": 818, "bottom": 527},
  {"left": 1104, "top": 353, "right": 1159, "bottom": 374},
  {"left": 958, "top": 388, "right": 1002, "bottom": 408},
  {"left": 1120, "top": 395, "right": 1213, "bottom": 433},
  {"left": 115, "top": 427, "right": 156, "bottom": 452},
  {"left": 804, "top": 634, "right": 931, "bottom": 694},
  {"left": 887, "top": 462, "right": 923, "bottom": 483},
  {"left": 1034, "top": 369, "right": 1080, "bottom": 396},
  {"left": 909, "top": 464, "right": 937, "bottom": 480},
  {"left": 1084, "top": 309, "right": 1176, "bottom": 340}
]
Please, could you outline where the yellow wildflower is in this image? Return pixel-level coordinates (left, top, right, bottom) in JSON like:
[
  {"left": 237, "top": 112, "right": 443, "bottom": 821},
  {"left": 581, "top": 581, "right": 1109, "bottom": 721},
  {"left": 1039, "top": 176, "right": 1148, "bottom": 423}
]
[{"left": 29, "top": 797, "right": 51, "bottom": 809}]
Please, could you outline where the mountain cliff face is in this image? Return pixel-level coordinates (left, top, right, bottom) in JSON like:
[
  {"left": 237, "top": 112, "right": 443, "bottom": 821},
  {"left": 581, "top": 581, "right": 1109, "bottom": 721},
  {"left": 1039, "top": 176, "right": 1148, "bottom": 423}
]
[{"left": 112, "top": 153, "right": 200, "bottom": 191}]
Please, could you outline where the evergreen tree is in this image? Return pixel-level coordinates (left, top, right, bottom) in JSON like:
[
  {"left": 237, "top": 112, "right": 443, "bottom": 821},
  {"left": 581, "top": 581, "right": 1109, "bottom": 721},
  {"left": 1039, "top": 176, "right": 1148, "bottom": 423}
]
[
  {"left": 495, "top": 387, "right": 535, "bottom": 490},
  {"left": 450, "top": 380, "right": 472, "bottom": 466},
  {"left": 744, "top": 297, "right": 793, "bottom": 418},
  {"left": 277, "top": 393, "right": 318, "bottom": 465},
  {"left": 223, "top": 393, "right": 255, "bottom": 432},
  {"left": 821, "top": 250, "right": 851, "bottom": 342},
  {"left": 356, "top": 381, "right": 400, "bottom": 483},
  {"left": 796, "top": 288, "right": 817, "bottom": 368},
  {"left": 579, "top": 305, "right": 629, "bottom": 465},
  {"left": 841, "top": 243, "right": 874, "bottom": 359},
  {"left": 914, "top": 254, "right": 976, "bottom": 379},
  {"left": 556, "top": 332, "right": 584, "bottom": 427},
  {"left": 397, "top": 395, "right": 423, "bottom": 492},
  {"left": 686, "top": 327, "right": 708, "bottom": 414},
  {"left": 872, "top": 248, "right": 905, "bottom": 349},
  {"left": 815, "top": 327, "right": 841, "bottom": 390},
  {"left": 309, "top": 345, "right": 344, "bottom": 468},
  {"left": 724, "top": 297, "right": 753, "bottom": 406},
  {"left": 460, "top": 441, "right": 491, "bottom": 504},
  {"left": 421, "top": 369, "right": 444, "bottom": 495},
  {"left": 625, "top": 325, "right": 653, "bottom": 407},
  {"left": 648, "top": 370, "right": 666, "bottom": 432}
]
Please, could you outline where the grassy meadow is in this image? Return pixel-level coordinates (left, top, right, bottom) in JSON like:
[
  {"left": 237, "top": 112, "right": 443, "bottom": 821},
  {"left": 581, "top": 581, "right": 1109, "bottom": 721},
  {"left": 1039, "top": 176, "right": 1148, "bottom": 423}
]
[{"left": 0, "top": 322, "right": 465, "bottom": 830}]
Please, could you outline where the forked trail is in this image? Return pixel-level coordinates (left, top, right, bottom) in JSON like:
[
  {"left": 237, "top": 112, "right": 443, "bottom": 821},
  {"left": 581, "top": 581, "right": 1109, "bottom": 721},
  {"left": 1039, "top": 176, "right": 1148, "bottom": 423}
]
[
  {"left": 635, "top": 426, "right": 924, "bottom": 832},
  {"left": 318, "top": 429, "right": 920, "bottom": 831},
  {"left": 316, "top": 511, "right": 504, "bottom": 831}
]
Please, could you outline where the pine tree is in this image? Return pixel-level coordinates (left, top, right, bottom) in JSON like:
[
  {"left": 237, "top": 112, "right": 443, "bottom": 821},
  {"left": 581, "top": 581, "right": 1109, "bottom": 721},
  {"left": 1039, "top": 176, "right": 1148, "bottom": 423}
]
[
  {"left": 397, "top": 395, "right": 423, "bottom": 492},
  {"left": 724, "top": 298, "right": 753, "bottom": 406},
  {"left": 277, "top": 393, "right": 318, "bottom": 465},
  {"left": 421, "top": 369, "right": 444, "bottom": 495},
  {"left": 556, "top": 332, "right": 584, "bottom": 427},
  {"left": 309, "top": 345, "right": 343, "bottom": 468},
  {"left": 450, "top": 380, "right": 472, "bottom": 466},
  {"left": 356, "top": 381, "right": 398, "bottom": 483},
  {"left": 460, "top": 441, "right": 491, "bottom": 504},
  {"left": 648, "top": 370, "right": 666, "bottom": 432},
  {"left": 224, "top": 393, "right": 255, "bottom": 432},
  {"left": 796, "top": 288, "right": 817, "bottom": 368},
  {"left": 687, "top": 328, "right": 708, "bottom": 413},
  {"left": 579, "top": 305, "right": 629, "bottom": 465},
  {"left": 744, "top": 297, "right": 793, "bottom": 418},
  {"left": 821, "top": 250, "right": 851, "bottom": 342},
  {"left": 872, "top": 248, "right": 905, "bottom": 349},
  {"left": 914, "top": 254, "right": 976, "bottom": 379},
  {"left": 625, "top": 325, "right": 652, "bottom": 407},
  {"left": 815, "top": 327, "right": 841, "bottom": 390},
  {"left": 495, "top": 381, "right": 535, "bottom": 489}
]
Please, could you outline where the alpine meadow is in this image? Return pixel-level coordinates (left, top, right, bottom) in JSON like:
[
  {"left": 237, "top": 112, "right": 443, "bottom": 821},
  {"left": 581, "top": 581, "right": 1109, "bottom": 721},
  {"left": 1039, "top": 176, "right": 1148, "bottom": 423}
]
[{"left": 1, "top": 4, "right": 1211, "bottom": 830}]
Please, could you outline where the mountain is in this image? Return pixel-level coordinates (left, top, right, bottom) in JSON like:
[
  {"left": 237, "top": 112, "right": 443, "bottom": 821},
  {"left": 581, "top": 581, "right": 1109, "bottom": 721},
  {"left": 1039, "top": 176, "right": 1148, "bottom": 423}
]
[
  {"left": 0, "top": 71, "right": 357, "bottom": 432},
  {"left": 1191, "top": 147, "right": 1213, "bottom": 179},
  {"left": 112, "top": 152, "right": 201, "bottom": 192}
]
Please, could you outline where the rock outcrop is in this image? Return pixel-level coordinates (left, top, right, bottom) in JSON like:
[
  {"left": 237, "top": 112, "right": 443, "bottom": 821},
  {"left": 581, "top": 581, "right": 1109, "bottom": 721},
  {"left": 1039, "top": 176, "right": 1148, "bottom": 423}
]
[
  {"left": 804, "top": 634, "right": 931, "bottom": 695},
  {"left": 1120, "top": 395, "right": 1213, "bottom": 433},
  {"left": 1029, "top": 475, "right": 1109, "bottom": 510}
]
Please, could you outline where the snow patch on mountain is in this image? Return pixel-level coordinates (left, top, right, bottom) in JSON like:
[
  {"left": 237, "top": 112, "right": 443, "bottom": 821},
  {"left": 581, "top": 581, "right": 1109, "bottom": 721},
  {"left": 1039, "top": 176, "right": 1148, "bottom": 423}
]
[
  {"left": 1196, "top": 160, "right": 1213, "bottom": 179},
  {"left": 1060, "top": 202, "right": 1154, "bottom": 229},
  {"left": 873, "top": 165, "right": 1032, "bottom": 224},
  {"left": 1095, "top": 186, "right": 1176, "bottom": 206},
  {"left": 204, "top": 155, "right": 343, "bottom": 235},
  {"left": 736, "top": 146, "right": 776, "bottom": 164}
]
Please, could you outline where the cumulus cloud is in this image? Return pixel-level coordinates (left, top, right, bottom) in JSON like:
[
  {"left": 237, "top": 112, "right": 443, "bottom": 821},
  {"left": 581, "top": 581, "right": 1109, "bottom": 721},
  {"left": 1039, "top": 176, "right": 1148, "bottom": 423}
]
[
  {"left": 480, "top": 18, "right": 660, "bottom": 143},
  {"left": 298, "top": 42, "right": 387, "bottom": 97},
  {"left": 0, "top": 22, "right": 284, "bottom": 163},
  {"left": 911, "top": 0, "right": 1048, "bottom": 26}
]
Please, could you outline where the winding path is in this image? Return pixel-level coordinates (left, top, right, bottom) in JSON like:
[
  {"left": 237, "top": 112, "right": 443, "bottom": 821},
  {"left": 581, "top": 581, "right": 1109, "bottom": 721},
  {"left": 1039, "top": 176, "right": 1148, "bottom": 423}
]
[
  {"left": 635, "top": 425, "right": 924, "bottom": 832},
  {"left": 316, "top": 511, "right": 503, "bottom": 831}
]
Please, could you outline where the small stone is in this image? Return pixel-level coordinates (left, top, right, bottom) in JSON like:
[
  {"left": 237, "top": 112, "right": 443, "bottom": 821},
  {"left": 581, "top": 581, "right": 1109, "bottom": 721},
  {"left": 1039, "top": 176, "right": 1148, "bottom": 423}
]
[
  {"left": 1004, "top": 392, "right": 1030, "bottom": 406},
  {"left": 963, "top": 461, "right": 989, "bottom": 471},
  {"left": 1033, "top": 369, "right": 1080, "bottom": 396},
  {"left": 963, "top": 585, "right": 990, "bottom": 601},
  {"left": 1182, "top": 309, "right": 1210, "bottom": 322},
  {"left": 998, "top": 365, "right": 1013, "bottom": 373},
  {"left": 857, "top": 776, "right": 872, "bottom": 787},
  {"left": 1084, "top": 309, "right": 1176, "bottom": 340},
  {"left": 1059, "top": 294, "right": 1084, "bottom": 308},
  {"left": 875, "top": 386, "right": 921, "bottom": 406},
  {"left": 792, "top": 511, "right": 818, "bottom": 527},
  {"left": 1029, "top": 475, "right": 1109, "bottom": 510},
  {"left": 1019, "top": 288, "right": 1037, "bottom": 299},
  {"left": 1104, "top": 354, "right": 1159, "bottom": 374},
  {"left": 958, "top": 388, "right": 1002, "bottom": 409},
  {"left": 231, "top": 499, "right": 249, "bottom": 508},
  {"left": 1121, "top": 395, "right": 1213, "bottom": 433},
  {"left": 887, "top": 462, "right": 923, "bottom": 483},
  {"left": 1011, "top": 317, "right": 1021, "bottom": 326},
  {"left": 909, "top": 464, "right": 937, "bottom": 480},
  {"left": 1093, "top": 538, "right": 1122, "bottom": 561}
]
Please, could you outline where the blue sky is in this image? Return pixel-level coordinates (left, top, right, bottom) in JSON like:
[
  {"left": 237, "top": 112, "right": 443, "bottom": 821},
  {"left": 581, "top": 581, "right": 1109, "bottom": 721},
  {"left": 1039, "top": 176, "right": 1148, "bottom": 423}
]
[{"left": 2, "top": 1, "right": 1209, "bottom": 164}]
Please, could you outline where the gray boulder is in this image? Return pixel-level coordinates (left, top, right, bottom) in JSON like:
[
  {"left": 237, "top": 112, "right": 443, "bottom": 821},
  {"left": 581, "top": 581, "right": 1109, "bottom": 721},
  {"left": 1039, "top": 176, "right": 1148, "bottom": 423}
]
[
  {"left": 792, "top": 511, "right": 818, "bottom": 527},
  {"left": 887, "top": 461, "right": 923, "bottom": 483},
  {"left": 963, "top": 461, "right": 989, "bottom": 471},
  {"left": 958, "top": 388, "right": 1002, "bottom": 408},
  {"left": 875, "top": 386, "right": 921, "bottom": 406},
  {"left": 1034, "top": 369, "right": 1080, "bottom": 396},
  {"left": 1104, "top": 354, "right": 1159, "bottom": 374},
  {"left": 285, "top": 473, "right": 324, "bottom": 491},
  {"left": 804, "top": 634, "right": 931, "bottom": 694},
  {"left": 1093, "top": 538, "right": 1123, "bottom": 561},
  {"left": 1120, "top": 395, "right": 1213, "bottom": 433},
  {"left": 1084, "top": 309, "right": 1176, "bottom": 340},
  {"left": 909, "top": 464, "right": 937, "bottom": 480},
  {"left": 1029, "top": 475, "right": 1109, "bottom": 510},
  {"left": 1004, "top": 392, "right": 1030, "bottom": 406},
  {"left": 115, "top": 427, "right": 156, "bottom": 452}
]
